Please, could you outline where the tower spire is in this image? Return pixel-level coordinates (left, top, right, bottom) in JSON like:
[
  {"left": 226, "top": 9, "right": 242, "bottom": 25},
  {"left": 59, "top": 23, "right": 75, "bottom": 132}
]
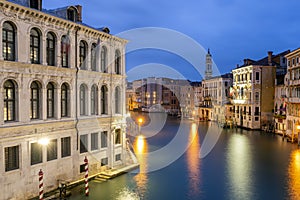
[{"left": 205, "top": 48, "right": 212, "bottom": 79}]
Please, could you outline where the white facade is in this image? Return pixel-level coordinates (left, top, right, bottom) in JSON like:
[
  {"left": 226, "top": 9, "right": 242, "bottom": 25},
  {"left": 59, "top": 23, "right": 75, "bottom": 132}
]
[{"left": 0, "top": 1, "right": 134, "bottom": 199}]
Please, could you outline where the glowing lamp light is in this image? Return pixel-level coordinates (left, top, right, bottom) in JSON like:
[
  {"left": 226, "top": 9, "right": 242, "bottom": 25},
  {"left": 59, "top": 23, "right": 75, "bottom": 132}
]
[
  {"left": 138, "top": 118, "right": 143, "bottom": 124},
  {"left": 38, "top": 138, "right": 50, "bottom": 146},
  {"left": 296, "top": 125, "right": 300, "bottom": 130}
]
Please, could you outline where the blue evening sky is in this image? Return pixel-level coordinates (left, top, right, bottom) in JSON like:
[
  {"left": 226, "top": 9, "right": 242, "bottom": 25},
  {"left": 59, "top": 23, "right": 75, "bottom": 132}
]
[{"left": 43, "top": 0, "right": 300, "bottom": 81}]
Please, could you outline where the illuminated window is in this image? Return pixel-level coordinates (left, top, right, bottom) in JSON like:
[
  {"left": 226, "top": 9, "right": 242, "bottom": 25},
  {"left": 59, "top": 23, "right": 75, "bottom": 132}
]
[
  {"left": 30, "top": 28, "right": 41, "bottom": 64},
  {"left": 47, "top": 83, "right": 55, "bottom": 118},
  {"left": 2, "top": 21, "right": 16, "bottom": 61},
  {"left": 4, "top": 80, "right": 16, "bottom": 122},
  {"left": 30, "top": 81, "right": 41, "bottom": 119}
]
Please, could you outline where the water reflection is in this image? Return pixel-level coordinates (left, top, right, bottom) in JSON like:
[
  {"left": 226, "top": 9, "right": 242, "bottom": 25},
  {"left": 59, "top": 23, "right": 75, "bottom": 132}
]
[
  {"left": 187, "top": 123, "right": 201, "bottom": 198},
  {"left": 288, "top": 149, "right": 300, "bottom": 200},
  {"left": 226, "top": 134, "right": 253, "bottom": 200},
  {"left": 133, "top": 135, "right": 149, "bottom": 199}
]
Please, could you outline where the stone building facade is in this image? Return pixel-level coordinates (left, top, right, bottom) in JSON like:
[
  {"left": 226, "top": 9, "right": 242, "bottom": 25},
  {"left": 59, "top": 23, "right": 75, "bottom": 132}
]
[{"left": 0, "top": 0, "right": 134, "bottom": 199}]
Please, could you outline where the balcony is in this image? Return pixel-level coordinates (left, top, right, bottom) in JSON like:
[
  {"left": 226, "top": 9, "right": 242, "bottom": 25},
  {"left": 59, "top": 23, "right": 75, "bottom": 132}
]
[
  {"left": 290, "top": 79, "right": 300, "bottom": 86},
  {"left": 288, "top": 97, "right": 300, "bottom": 103}
]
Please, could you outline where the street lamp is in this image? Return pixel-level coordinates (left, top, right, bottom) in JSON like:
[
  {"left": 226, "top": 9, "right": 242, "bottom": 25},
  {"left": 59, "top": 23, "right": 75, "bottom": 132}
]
[{"left": 38, "top": 138, "right": 49, "bottom": 146}]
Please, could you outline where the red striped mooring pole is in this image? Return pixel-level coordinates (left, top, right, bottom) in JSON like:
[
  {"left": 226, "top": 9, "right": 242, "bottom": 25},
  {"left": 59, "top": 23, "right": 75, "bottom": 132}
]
[
  {"left": 38, "top": 169, "right": 44, "bottom": 200},
  {"left": 84, "top": 156, "right": 89, "bottom": 196}
]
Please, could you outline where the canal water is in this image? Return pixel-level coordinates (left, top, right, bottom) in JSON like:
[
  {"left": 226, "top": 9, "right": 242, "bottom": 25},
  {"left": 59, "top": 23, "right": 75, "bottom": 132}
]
[{"left": 68, "top": 113, "right": 300, "bottom": 200}]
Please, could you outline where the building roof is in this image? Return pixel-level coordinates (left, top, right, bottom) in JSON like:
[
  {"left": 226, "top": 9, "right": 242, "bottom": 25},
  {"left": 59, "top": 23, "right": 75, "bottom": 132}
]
[
  {"left": 236, "top": 50, "right": 290, "bottom": 68},
  {"left": 6, "top": 0, "right": 111, "bottom": 34}
]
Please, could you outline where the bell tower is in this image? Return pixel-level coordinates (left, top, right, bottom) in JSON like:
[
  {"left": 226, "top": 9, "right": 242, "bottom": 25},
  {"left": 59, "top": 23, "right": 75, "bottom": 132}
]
[{"left": 205, "top": 48, "right": 212, "bottom": 79}]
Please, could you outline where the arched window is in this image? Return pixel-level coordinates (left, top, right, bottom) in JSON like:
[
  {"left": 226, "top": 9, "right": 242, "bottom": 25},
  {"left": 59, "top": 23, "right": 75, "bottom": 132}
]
[
  {"left": 61, "top": 83, "right": 69, "bottom": 117},
  {"left": 67, "top": 7, "right": 77, "bottom": 22},
  {"left": 61, "top": 35, "right": 70, "bottom": 68},
  {"left": 46, "top": 32, "right": 56, "bottom": 66},
  {"left": 47, "top": 83, "right": 55, "bottom": 118},
  {"left": 80, "top": 84, "right": 87, "bottom": 115},
  {"left": 115, "top": 50, "right": 121, "bottom": 74},
  {"left": 30, "top": 81, "right": 41, "bottom": 119},
  {"left": 4, "top": 80, "right": 16, "bottom": 122},
  {"left": 30, "top": 28, "right": 41, "bottom": 64},
  {"left": 2, "top": 22, "right": 16, "bottom": 61},
  {"left": 101, "top": 46, "right": 107, "bottom": 73},
  {"left": 91, "top": 43, "right": 97, "bottom": 71},
  {"left": 79, "top": 41, "right": 87, "bottom": 69},
  {"left": 91, "top": 85, "right": 98, "bottom": 115},
  {"left": 101, "top": 85, "right": 108, "bottom": 114},
  {"left": 115, "top": 86, "right": 121, "bottom": 114}
]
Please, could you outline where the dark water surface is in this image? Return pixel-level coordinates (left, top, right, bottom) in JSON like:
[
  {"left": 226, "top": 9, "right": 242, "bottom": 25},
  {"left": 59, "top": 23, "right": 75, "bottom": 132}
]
[{"left": 69, "top": 115, "right": 300, "bottom": 200}]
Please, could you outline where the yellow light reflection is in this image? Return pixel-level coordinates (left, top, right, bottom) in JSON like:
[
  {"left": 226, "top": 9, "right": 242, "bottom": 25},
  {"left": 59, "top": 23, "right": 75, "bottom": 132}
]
[
  {"left": 133, "top": 135, "right": 148, "bottom": 199},
  {"left": 226, "top": 134, "right": 253, "bottom": 199},
  {"left": 187, "top": 123, "right": 201, "bottom": 198},
  {"left": 288, "top": 149, "right": 300, "bottom": 200}
]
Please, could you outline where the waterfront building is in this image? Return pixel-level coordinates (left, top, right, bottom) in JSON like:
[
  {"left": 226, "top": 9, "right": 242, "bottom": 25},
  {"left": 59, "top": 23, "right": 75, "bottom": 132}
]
[
  {"left": 274, "top": 72, "right": 287, "bottom": 135},
  {"left": 199, "top": 73, "right": 232, "bottom": 122},
  {"left": 285, "top": 48, "right": 300, "bottom": 141},
  {"left": 231, "top": 51, "right": 289, "bottom": 129},
  {"left": 0, "top": 1, "right": 136, "bottom": 199}
]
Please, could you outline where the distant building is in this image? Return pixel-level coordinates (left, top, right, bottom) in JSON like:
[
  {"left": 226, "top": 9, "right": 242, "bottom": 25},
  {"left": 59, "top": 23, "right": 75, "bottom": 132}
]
[
  {"left": 274, "top": 71, "right": 287, "bottom": 134},
  {"left": 231, "top": 51, "right": 289, "bottom": 129},
  {"left": 128, "top": 77, "right": 195, "bottom": 117},
  {"left": 0, "top": 1, "right": 136, "bottom": 199}
]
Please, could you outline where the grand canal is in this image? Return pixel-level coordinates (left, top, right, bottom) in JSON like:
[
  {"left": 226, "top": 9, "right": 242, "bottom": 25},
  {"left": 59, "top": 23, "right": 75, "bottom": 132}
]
[{"left": 69, "top": 113, "right": 300, "bottom": 200}]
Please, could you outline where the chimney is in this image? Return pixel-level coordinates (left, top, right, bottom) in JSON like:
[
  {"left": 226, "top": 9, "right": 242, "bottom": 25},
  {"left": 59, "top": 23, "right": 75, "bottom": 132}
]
[
  {"left": 268, "top": 51, "right": 273, "bottom": 66},
  {"left": 236, "top": 64, "right": 239, "bottom": 68},
  {"left": 244, "top": 59, "right": 247, "bottom": 65},
  {"left": 75, "top": 5, "right": 82, "bottom": 22}
]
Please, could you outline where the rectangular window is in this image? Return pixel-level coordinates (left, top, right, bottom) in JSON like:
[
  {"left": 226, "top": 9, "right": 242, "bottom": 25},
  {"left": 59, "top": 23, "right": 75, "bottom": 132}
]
[
  {"left": 115, "top": 154, "right": 121, "bottom": 161},
  {"left": 101, "top": 131, "right": 108, "bottom": 148},
  {"left": 255, "top": 107, "right": 259, "bottom": 115},
  {"left": 115, "top": 129, "right": 121, "bottom": 145},
  {"left": 5, "top": 145, "right": 19, "bottom": 171},
  {"left": 47, "top": 139, "right": 57, "bottom": 161},
  {"left": 255, "top": 117, "right": 259, "bottom": 121},
  {"left": 80, "top": 134, "right": 88, "bottom": 153},
  {"left": 101, "top": 157, "right": 108, "bottom": 166},
  {"left": 255, "top": 72, "right": 259, "bottom": 81},
  {"left": 61, "top": 137, "right": 71, "bottom": 157},
  {"left": 91, "top": 133, "right": 99, "bottom": 151},
  {"left": 31, "top": 142, "right": 42, "bottom": 165}
]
